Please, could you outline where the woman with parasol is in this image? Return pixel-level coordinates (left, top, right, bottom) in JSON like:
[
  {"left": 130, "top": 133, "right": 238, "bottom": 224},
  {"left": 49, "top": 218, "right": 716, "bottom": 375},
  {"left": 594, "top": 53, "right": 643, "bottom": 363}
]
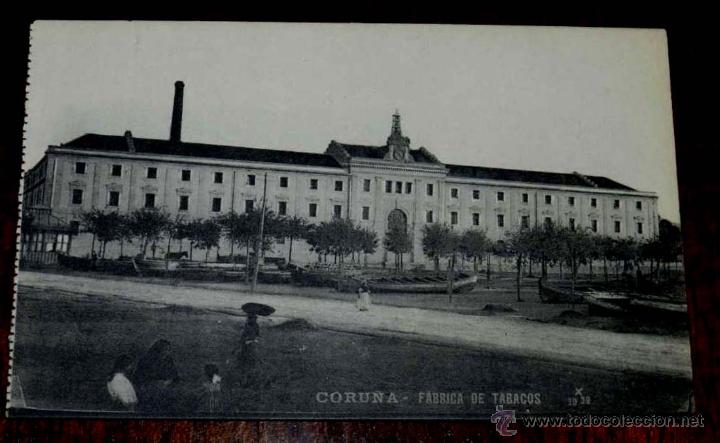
[{"left": 236, "top": 303, "right": 275, "bottom": 383}]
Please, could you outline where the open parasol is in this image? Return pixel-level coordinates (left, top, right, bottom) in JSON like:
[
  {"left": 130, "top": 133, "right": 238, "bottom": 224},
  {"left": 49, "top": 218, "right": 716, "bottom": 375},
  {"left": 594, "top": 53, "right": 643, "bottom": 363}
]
[{"left": 241, "top": 303, "right": 276, "bottom": 316}]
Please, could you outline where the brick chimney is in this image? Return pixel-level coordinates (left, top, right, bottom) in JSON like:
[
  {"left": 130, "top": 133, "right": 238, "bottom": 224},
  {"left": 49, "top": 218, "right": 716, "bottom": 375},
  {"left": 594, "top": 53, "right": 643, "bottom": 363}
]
[
  {"left": 170, "top": 81, "right": 185, "bottom": 143},
  {"left": 124, "top": 130, "right": 136, "bottom": 153}
]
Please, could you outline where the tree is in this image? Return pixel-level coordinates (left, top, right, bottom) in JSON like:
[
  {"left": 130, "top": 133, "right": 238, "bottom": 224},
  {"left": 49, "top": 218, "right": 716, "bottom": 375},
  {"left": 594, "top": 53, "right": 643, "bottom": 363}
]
[
  {"left": 384, "top": 219, "right": 413, "bottom": 272},
  {"left": 422, "top": 223, "right": 451, "bottom": 272},
  {"left": 127, "top": 208, "right": 172, "bottom": 257},
  {"left": 80, "top": 209, "right": 124, "bottom": 258},
  {"left": 116, "top": 214, "right": 135, "bottom": 258},
  {"left": 505, "top": 228, "right": 533, "bottom": 302},
  {"left": 525, "top": 222, "right": 563, "bottom": 279},
  {"left": 358, "top": 227, "right": 378, "bottom": 267},
  {"left": 280, "top": 215, "right": 308, "bottom": 264},
  {"left": 559, "top": 227, "right": 596, "bottom": 295},
  {"left": 197, "top": 218, "right": 222, "bottom": 262},
  {"left": 460, "top": 229, "right": 491, "bottom": 273}
]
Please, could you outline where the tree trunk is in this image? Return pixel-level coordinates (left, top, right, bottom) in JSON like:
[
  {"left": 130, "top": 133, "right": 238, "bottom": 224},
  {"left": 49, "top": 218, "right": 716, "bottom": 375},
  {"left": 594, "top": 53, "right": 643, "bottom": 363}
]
[
  {"left": 434, "top": 256, "right": 440, "bottom": 273},
  {"left": 165, "top": 235, "right": 171, "bottom": 270},
  {"left": 205, "top": 247, "right": 210, "bottom": 263},
  {"left": 245, "top": 243, "right": 250, "bottom": 283},
  {"left": 120, "top": 239, "right": 124, "bottom": 258},
  {"left": 447, "top": 256, "right": 454, "bottom": 303},
  {"left": 603, "top": 257, "right": 608, "bottom": 282},
  {"left": 516, "top": 255, "right": 523, "bottom": 302},
  {"left": 486, "top": 252, "right": 491, "bottom": 289},
  {"left": 528, "top": 259, "right": 533, "bottom": 277},
  {"left": 91, "top": 234, "right": 96, "bottom": 257},
  {"left": 559, "top": 261, "right": 564, "bottom": 279},
  {"left": 288, "top": 236, "right": 294, "bottom": 264},
  {"left": 189, "top": 243, "right": 194, "bottom": 261}
]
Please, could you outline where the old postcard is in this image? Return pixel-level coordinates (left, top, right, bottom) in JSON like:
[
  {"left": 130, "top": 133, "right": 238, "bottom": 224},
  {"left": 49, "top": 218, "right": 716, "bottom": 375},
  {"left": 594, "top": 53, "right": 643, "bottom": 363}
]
[{"left": 8, "top": 21, "right": 691, "bottom": 419}]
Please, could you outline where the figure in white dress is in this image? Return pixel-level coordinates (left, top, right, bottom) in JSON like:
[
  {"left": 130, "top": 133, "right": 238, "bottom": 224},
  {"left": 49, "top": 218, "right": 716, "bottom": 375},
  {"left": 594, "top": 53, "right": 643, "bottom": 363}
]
[
  {"left": 107, "top": 355, "right": 137, "bottom": 411},
  {"left": 356, "top": 281, "right": 371, "bottom": 311}
]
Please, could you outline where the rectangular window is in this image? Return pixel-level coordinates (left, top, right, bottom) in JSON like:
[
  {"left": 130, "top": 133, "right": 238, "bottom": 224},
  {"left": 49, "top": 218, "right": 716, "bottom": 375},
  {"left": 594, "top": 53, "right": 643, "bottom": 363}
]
[
  {"left": 179, "top": 195, "right": 189, "bottom": 211},
  {"left": 144, "top": 193, "right": 155, "bottom": 209},
  {"left": 309, "top": 203, "right": 318, "bottom": 218},
  {"left": 497, "top": 214, "right": 505, "bottom": 228},
  {"left": 333, "top": 205, "right": 342, "bottom": 218},
  {"left": 591, "top": 198, "right": 597, "bottom": 208},
  {"left": 545, "top": 195, "right": 552, "bottom": 205},
  {"left": 591, "top": 219, "right": 598, "bottom": 232},
  {"left": 108, "top": 191, "right": 120, "bottom": 207},
  {"left": 181, "top": 169, "right": 191, "bottom": 181},
  {"left": 335, "top": 180, "right": 344, "bottom": 192},
  {"left": 310, "top": 179, "right": 318, "bottom": 190},
  {"left": 544, "top": 217, "right": 552, "bottom": 227},
  {"left": 472, "top": 213, "right": 480, "bottom": 226},
  {"left": 426, "top": 210, "right": 434, "bottom": 223},
  {"left": 522, "top": 193, "right": 529, "bottom": 204},
  {"left": 75, "top": 162, "right": 86, "bottom": 174},
  {"left": 426, "top": 183, "right": 434, "bottom": 196},
  {"left": 245, "top": 200, "right": 254, "bottom": 212},
  {"left": 497, "top": 191, "right": 504, "bottom": 202},
  {"left": 147, "top": 167, "right": 157, "bottom": 179},
  {"left": 395, "top": 181, "right": 402, "bottom": 194},
  {"left": 247, "top": 174, "right": 256, "bottom": 186},
  {"left": 385, "top": 180, "right": 393, "bottom": 193},
  {"left": 613, "top": 199, "right": 620, "bottom": 209},
  {"left": 362, "top": 206, "right": 370, "bottom": 220},
  {"left": 614, "top": 220, "right": 621, "bottom": 233},
  {"left": 280, "top": 177, "right": 288, "bottom": 188},
  {"left": 473, "top": 190, "right": 480, "bottom": 200},
  {"left": 405, "top": 182, "right": 412, "bottom": 194},
  {"left": 278, "top": 201, "right": 287, "bottom": 216},
  {"left": 451, "top": 211, "right": 458, "bottom": 225},
  {"left": 211, "top": 197, "right": 222, "bottom": 213},
  {"left": 568, "top": 196, "right": 575, "bottom": 206},
  {"left": 214, "top": 172, "right": 223, "bottom": 184},
  {"left": 111, "top": 164, "right": 122, "bottom": 177},
  {"left": 363, "top": 179, "right": 371, "bottom": 192},
  {"left": 71, "top": 189, "right": 83, "bottom": 205},
  {"left": 637, "top": 222, "right": 643, "bottom": 234},
  {"left": 569, "top": 218, "right": 576, "bottom": 230},
  {"left": 451, "top": 188, "right": 458, "bottom": 199},
  {"left": 636, "top": 201, "right": 642, "bottom": 210},
  {"left": 521, "top": 215, "right": 530, "bottom": 228}
]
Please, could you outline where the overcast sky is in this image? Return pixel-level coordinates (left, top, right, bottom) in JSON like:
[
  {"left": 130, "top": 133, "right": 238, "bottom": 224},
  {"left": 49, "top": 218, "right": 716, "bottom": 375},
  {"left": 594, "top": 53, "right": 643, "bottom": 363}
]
[{"left": 25, "top": 21, "right": 679, "bottom": 223}]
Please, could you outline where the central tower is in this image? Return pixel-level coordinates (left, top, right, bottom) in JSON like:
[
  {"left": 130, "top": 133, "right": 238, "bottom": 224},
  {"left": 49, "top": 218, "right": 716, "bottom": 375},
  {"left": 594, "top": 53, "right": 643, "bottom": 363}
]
[{"left": 384, "top": 111, "right": 413, "bottom": 162}]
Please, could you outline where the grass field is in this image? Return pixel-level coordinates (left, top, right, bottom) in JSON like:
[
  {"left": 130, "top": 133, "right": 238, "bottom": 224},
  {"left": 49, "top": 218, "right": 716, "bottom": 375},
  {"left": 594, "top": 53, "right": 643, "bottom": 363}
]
[{"left": 9, "top": 286, "right": 690, "bottom": 418}]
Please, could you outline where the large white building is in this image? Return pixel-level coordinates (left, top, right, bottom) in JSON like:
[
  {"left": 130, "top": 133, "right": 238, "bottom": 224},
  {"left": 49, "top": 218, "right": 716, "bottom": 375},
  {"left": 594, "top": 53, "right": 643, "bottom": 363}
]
[{"left": 21, "top": 81, "right": 659, "bottom": 265}]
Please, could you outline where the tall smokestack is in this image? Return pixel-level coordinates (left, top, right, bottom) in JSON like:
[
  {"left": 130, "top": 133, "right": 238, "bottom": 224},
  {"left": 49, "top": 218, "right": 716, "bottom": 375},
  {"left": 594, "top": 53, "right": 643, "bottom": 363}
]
[{"left": 170, "top": 80, "right": 185, "bottom": 143}]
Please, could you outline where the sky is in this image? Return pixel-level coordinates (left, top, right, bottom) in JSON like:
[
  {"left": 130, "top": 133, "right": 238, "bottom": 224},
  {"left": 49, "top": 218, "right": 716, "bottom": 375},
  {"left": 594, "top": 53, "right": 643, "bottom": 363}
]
[{"left": 24, "top": 22, "right": 680, "bottom": 223}]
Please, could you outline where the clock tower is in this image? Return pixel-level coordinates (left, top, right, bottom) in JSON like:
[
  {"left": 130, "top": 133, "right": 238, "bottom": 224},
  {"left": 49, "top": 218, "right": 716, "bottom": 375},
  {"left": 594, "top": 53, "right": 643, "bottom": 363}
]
[{"left": 384, "top": 111, "right": 413, "bottom": 162}]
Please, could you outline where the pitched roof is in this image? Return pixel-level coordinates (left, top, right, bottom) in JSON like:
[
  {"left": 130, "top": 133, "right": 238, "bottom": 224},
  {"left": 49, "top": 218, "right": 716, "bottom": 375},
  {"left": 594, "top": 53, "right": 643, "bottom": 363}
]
[
  {"left": 446, "top": 164, "right": 635, "bottom": 191},
  {"left": 329, "top": 141, "right": 440, "bottom": 164},
  {"left": 60, "top": 134, "right": 344, "bottom": 169}
]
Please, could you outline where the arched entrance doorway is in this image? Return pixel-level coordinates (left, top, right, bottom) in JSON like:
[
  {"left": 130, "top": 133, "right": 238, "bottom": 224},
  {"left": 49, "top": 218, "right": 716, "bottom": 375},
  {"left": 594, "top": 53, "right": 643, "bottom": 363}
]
[
  {"left": 385, "top": 209, "right": 410, "bottom": 271},
  {"left": 387, "top": 209, "right": 408, "bottom": 232}
]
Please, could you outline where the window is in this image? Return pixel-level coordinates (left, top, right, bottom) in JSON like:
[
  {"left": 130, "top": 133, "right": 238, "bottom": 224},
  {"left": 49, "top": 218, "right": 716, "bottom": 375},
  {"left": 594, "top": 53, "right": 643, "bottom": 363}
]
[
  {"left": 111, "top": 164, "right": 122, "bottom": 177},
  {"left": 569, "top": 218, "right": 576, "bottom": 230},
  {"left": 309, "top": 203, "right": 318, "bottom": 218},
  {"left": 280, "top": 177, "right": 288, "bottom": 188},
  {"left": 545, "top": 195, "right": 552, "bottom": 205},
  {"left": 497, "top": 214, "right": 505, "bottom": 228},
  {"left": 451, "top": 211, "right": 458, "bottom": 225},
  {"left": 614, "top": 220, "right": 621, "bottom": 233},
  {"left": 636, "top": 201, "right": 642, "bottom": 210},
  {"left": 544, "top": 217, "right": 552, "bottom": 227},
  {"left": 395, "top": 181, "right": 402, "bottom": 194},
  {"left": 214, "top": 172, "right": 223, "bottom": 184},
  {"left": 147, "top": 167, "right": 157, "bottom": 179},
  {"left": 278, "top": 201, "right": 287, "bottom": 216},
  {"left": 591, "top": 219, "right": 598, "bottom": 232},
  {"left": 335, "top": 180, "right": 344, "bottom": 192},
  {"left": 75, "top": 162, "right": 86, "bottom": 174},
  {"left": 405, "top": 182, "right": 412, "bottom": 194},
  {"left": 333, "top": 205, "right": 342, "bottom": 218},
  {"left": 310, "top": 179, "right": 318, "bottom": 190},
  {"left": 247, "top": 174, "right": 256, "bottom": 186},
  {"left": 362, "top": 206, "right": 370, "bottom": 220},
  {"left": 591, "top": 198, "right": 597, "bottom": 208},
  {"left": 363, "top": 179, "right": 371, "bottom": 192},
  {"left": 613, "top": 199, "right": 620, "bottom": 209},
  {"left": 179, "top": 195, "right": 189, "bottom": 211},
  {"left": 497, "top": 191, "right": 505, "bottom": 202},
  {"left": 426, "top": 210, "right": 434, "bottom": 223},
  {"left": 568, "top": 196, "right": 575, "bottom": 206},
  {"left": 522, "top": 193, "right": 529, "bottom": 204},
  {"left": 181, "top": 169, "right": 191, "bottom": 181},
  {"left": 108, "top": 191, "right": 120, "bottom": 207},
  {"left": 71, "top": 189, "right": 83, "bottom": 205},
  {"left": 211, "top": 197, "right": 222, "bottom": 212},
  {"left": 451, "top": 188, "right": 458, "bottom": 199},
  {"left": 426, "top": 183, "right": 434, "bottom": 196},
  {"left": 245, "top": 200, "right": 254, "bottom": 212},
  {"left": 472, "top": 213, "right": 480, "bottom": 226},
  {"left": 473, "top": 190, "right": 480, "bottom": 200},
  {"left": 637, "top": 222, "right": 643, "bottom": 234},
  {"left": 144, "top": 193, "right": 155, "bottom": 209},
  {"left": 521, "top": 215, "right": 530, "bottom": 228},
  {"left": 385, "top": 180, "right": 393, "bottom": 193}
]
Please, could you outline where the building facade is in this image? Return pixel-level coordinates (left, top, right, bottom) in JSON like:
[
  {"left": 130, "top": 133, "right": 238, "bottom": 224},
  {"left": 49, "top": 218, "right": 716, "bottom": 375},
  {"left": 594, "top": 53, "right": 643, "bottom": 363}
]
[{"left": 21, "top": 82, "right": 659, "bottom": 265}]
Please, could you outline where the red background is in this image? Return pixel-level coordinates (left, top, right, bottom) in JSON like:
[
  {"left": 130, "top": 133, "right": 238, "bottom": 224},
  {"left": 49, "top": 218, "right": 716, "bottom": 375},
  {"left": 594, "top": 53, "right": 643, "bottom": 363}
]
[{"left": 1, "top": 8, "right": 717, "bottom": 442}]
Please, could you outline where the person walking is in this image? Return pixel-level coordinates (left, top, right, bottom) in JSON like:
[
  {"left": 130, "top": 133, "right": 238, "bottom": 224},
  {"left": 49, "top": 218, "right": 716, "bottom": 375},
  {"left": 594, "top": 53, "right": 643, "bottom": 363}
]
[{"left": 356, "top": 280, "right": 371, "bottom": 311}]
